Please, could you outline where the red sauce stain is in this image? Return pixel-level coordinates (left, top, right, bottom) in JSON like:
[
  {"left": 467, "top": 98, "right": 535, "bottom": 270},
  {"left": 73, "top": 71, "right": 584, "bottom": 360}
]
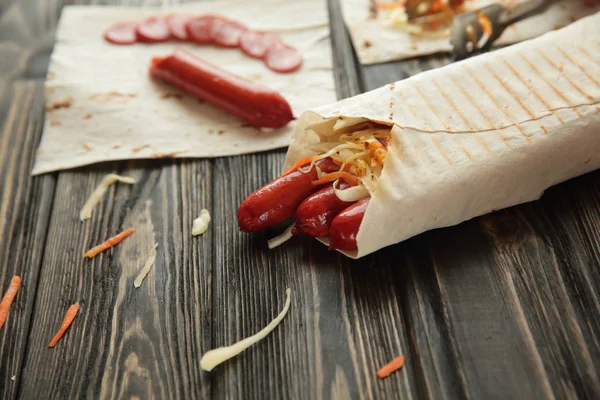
[
  {"left": 46, "top": 97, "right": 73, "bottom": 112},
  {"left": 131, "top": 144, "right": 151, "bottom": 153},
  {"left": 160, "top": 93, "right": 184, "bottom": 100}
]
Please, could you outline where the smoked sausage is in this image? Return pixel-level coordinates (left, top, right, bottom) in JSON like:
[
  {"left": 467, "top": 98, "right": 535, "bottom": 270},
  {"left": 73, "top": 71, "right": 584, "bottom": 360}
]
[
  {"left": 294, "top": 182, "right": 356, "bottom": 237},
  {"left": 150, "top": 49, "right": 295, "bottom": 128},
  {"left": 328, "top": 198, "right": 370, "bottom": 251},
  {"left": 238, "top": 158, "right": 340, "bottom": 232}
]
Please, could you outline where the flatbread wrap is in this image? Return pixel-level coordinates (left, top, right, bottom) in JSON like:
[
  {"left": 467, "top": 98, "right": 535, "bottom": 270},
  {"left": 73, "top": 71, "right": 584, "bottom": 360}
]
[{"left": 239, "top": 14, "right": 600, "bottom": 258}]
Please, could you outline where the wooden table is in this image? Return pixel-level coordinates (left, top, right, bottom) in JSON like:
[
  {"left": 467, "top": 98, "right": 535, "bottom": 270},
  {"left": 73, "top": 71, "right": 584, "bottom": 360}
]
[{"left": 1, "top": 0, "right": 599, "bottom": 398}]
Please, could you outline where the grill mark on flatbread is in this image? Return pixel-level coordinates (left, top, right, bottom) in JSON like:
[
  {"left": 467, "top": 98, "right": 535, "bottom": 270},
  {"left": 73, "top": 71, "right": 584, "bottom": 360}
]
[
  {"left": 432, "top": 78, "right": 490, "bottom": 155},
  {"left": 431, "top": 78, "right": 473, "bottom": 130},
  {"left": 537, "top": 50, "right": 595, "bottom": 103},
  {"left": 414, "top": 86, "right": 451, "bottom": 130},
  {"left": 520, "top": 54, "right": 583, "bottom": 120},
  {"left": 577, "top": 46, "right": 599, "bottom": 64},
  {"left": 402, "top": 134, "right": 425, "bottom": 185},
  {"left": 450, "top": 74, "right": 513, "bottom": 149},
  {"left": 430, "top": 135, "right": 455, "bottom": 168},
  {"left": 463, "top": 65, "right": 531, "bottom": 144},
  {"left": 486, "top": 63, "right": 536, "bottom": 119},
  {"left": 396, "top": 101, "right": 600, "bottom": 135},
  {"left": 556, "top": 46, "right": 600, "bottom": 88},
  {"left": 403, "top": 92, "right": 431, "bottom": 131},
  {"left": 541, "top": 125, "right": 548, "bottom": 134},
  {"left": 414, "top": 85, "right": 472, "bottom": 160},
  {"left": 500, "top": 57, "right": 565, "bottom": 125}
]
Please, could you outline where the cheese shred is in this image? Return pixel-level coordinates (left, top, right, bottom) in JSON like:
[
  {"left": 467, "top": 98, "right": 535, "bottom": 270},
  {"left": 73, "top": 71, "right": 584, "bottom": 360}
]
[
  {"left": 134, "top": 243, "right": 158, "bottom": 288},
  {"left": 80, "top": 174, "right": 136, "bottom": 221},
  {"left": 200, "top": 288, "right": 292, "bottom": 371},
  {"left": 192, "top": 209, "right": 211, "bottom": 236}
]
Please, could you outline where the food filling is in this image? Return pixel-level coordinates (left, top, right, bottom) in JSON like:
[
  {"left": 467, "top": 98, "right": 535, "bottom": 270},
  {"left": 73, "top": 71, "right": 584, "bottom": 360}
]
[
  {"left": 291, "top": 119, "right": 393, "bottom": 202},
  {"left": 378, "top": 0, "right": 466, "bottom": 36}
]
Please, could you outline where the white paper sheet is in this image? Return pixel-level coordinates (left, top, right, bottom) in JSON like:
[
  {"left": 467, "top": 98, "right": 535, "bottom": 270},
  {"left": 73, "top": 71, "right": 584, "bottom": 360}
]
[
  {"left": 342, "top": 0, "right": 600, "bottom": 64},
  {"left": 285, "top": 14, "right": 600, "bottom": 258},
  {"left": 32, "top": 0, "right": 336, "bottom": 175}
]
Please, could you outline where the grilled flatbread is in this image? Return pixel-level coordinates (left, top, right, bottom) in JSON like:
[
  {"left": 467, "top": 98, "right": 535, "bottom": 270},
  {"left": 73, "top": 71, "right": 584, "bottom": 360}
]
[{"left": 285, "top": 14, "right": 600, "bottom": 258}]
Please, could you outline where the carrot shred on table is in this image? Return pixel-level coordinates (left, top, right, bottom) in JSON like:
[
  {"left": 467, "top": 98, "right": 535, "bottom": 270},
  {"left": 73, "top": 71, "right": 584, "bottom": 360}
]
[
  {"left": 312, "top": 171, "right": 359, "bottom": 186},
  {"left": 284, "top": 156, "right": 316, "bottom": 175},
  {"left": 0, "top": 276, "right": 21, "bottom": 331},
  {"left": 377, "top": 1, "right": 405, "bottom": 10},
  {"left": 84, "top": 228, "right": 135, "bottom": 258},
  {"left": 377, "top": 355, "right": 405, "bottom": 379},
  {"left": 48, "top": 302, "right": 79, "bottom": 348}
]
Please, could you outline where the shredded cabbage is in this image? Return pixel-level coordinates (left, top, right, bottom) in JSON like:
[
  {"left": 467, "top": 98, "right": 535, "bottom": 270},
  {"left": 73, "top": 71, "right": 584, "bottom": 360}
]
[
  {"left": 80, "top": 174, "right": 136, "bottom": 221},
  {"left": 200, "top": 288, "right": 291, "bottom": 371},
  {"left": 300, "top": 122, "right": 392, "bottom": 199},
  {"left": 334, "top": 181, "right": 370, "bottom": 202},
  {"left": 134, "top": 243, "right": 158, "bottom": 288},
  {"left": 267, "top": 224, "right": 295, "bottom": 249}
]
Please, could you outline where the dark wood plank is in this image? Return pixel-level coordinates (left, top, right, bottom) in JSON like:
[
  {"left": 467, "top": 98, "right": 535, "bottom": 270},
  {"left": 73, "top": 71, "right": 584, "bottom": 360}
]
[
  {"left": 0, "top": 81, "right": 56, "bottom": 400},
  {"left": 0, "top": 0, "right": 59, "bottom": 395},
  {"left": 11, "top": 0, "right": 213, "bottom": 398},
  {"left": 208, "top": 2, "right": 420, "bottom": 399},
  {"left": 212, "top": 154, "right": 420, "bottom": 399},
  {"left": 359, "top": 53, "right": 600, "bottom": 399},
  {"left": 5, "top": 0, "right": 600, "bottom": 398},
  {"left": 19, "top": 159, "right": 214, "bottom": 399}
]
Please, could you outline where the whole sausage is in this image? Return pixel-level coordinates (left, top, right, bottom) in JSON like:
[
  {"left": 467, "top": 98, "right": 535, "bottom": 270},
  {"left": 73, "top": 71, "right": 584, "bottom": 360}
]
[
  {"left": 294, "top": 182, "right": 356, "bottom": 237},
  {"left": 149, "top": 49, "right": 295, "bottom": 128},
  {"left": 238, "top": 158, "right": 340, "bottom": 232},
  {"left": 328, "top": 198, "right": 370, "bottom": 251}
]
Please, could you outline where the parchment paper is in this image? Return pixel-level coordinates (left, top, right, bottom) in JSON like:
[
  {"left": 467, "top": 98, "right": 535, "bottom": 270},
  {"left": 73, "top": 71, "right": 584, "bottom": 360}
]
[
  {"left": 342, "top": 0, "right": 600, "bottom": 64},
  {"left": 284, "top": 14, "right": 600, "bottom": 258},
  {"left": 32, "top": 0, "right": 335, "bottom": 175}
]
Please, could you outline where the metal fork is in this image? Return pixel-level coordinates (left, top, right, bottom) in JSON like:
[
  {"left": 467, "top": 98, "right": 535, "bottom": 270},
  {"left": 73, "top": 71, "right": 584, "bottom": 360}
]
[{"left": 450, "top": 0, "right": 560, "bottom": 59}]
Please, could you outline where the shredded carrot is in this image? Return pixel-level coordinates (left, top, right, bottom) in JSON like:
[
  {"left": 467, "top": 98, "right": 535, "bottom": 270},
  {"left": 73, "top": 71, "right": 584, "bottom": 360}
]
[
  {"left": 377, "top": 355, "right": 405, "bottom": 379},
  {"left": 48, "top": 302, "right": 79, "bottom": 348},
  {"left": 84, "top": 228, "right": 135, "bottom": 258},
  {"left": 312, "top": 172, "right": 359, "bottom": 186},
  {"left": 0, "top": 276, "right": 21, "bottom": 331},
  {"left": 283, "top": 156, "right": 317, "bottom": 175},
  {"left": 367, "top": 140, "right": 387, "bottom": 164},
  {"left": 477, "top": 12, "right": 493, "bottom": 37},
  {"left": 331, "top": 160, "right": 353, "bottom": 172},
  {"left": 376, "top": 1, "right": 405, "bottom": 10},
  {"left": 430, "top": 0, "right": 444, "bottom": 13}
]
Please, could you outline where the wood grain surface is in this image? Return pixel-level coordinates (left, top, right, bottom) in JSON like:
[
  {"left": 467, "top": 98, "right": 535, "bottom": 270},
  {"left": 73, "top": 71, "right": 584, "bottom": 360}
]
[{"left": 0, "top": 0, "right": 599, "bottom": 399}]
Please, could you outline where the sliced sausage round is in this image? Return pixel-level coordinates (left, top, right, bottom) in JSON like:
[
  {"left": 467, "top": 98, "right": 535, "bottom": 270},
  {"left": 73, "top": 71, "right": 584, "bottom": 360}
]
[
  {"left": 210, "top": 17, "right": 248, "bottom": 48},
  {"left": 167, "top": 14, "right": 190, "bottom": 41},
  {"left": 104, "top": 22, "right": 138, "bottom": 45},
  {"left": 240, "top": 31, "right": 281, "bottom": 59},
  {"left": 264, "top": 42, "right": 303, "bottom": 73},
  {"left": 186, "top": 15, "right": 218, "bottom": 44},
  {"left": 137, "top": 17, "right": 171, "bottom": 42}
]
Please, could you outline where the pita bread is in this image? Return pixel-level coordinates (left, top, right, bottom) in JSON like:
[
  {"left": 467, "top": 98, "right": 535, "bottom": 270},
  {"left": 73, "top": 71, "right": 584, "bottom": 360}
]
[
  {"left": 285, "top": 14, "right": 600, "bottom": 258},
  {"left": 33, "top": 0, "right": 335, "bottom": 175}
]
